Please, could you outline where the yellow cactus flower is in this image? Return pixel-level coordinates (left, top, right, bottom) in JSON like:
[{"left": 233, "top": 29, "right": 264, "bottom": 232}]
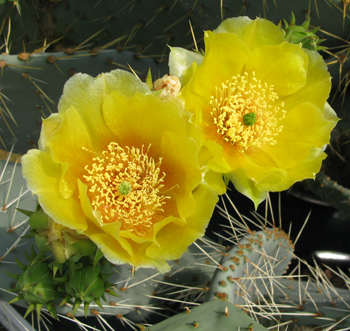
[
  {"left": 22, "top": 70, "right": 218, "bottom": 273},
  {"left": 175, "top": 17, "right": 339, "bottom": 208}
]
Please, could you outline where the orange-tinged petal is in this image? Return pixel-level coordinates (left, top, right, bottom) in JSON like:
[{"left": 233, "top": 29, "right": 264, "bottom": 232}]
[
  {"left": 103, "top": 91, "right": 188, "bottom": 150},
  {"left": 214, "top": 16, "right": 285, "bottom": 50},
  {"left": 77, "top": 179, "right": 122, "bottom": 240},
  {"left": 146, "top": 184, "right": 218, "bottom": 260},
  {"left": 160, "top": 131, "right": 201, "bottom": 218},
  {"left": 22, "top": 150, "right": 88, "bottom": 231},
  {"left": 58, "top": 70, "right": 149, "bottom": 151},
  {"left": 85, "top": 230, "right": 132, "bottom": 264},
  {"left": 245, "top": 42, "right": 308, "bottom": 96}
]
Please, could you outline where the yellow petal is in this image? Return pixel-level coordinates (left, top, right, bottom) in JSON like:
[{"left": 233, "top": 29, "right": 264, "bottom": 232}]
[
  {"left": 77, "top": 179, "right": 122, "bottom": 240},
  {"left": 202, "top": 140, "right": 231, "bottom": 173},
  {"left": 245, "top": 42, "right": 308, "bottom": 96},
  {"left": 146, "top": 184, "right": 218, "bottom": 260},
  {"left": 256, "top": 147, "right": 327, "bottom": 192},
  {"left": 103, "top": 91, "right": 188, "bottom": 150},
  {"left": 261, "top": 102, "right": 336, "bottom": 169},
  {"left": 86, "top": 230, "right": 132, "bottom": 264},
  {"left": 214, "top": 17, "right": 285, "bottom": 50},
  {"left": 38, "top": 114, "right": 61, "bottom": 152},
  {"left": 281, "top": 49, "right": 331, "bottom": 111},
  {"left": 46, "top": 106, "right": 96, "bottom": 198},
  {"left": 226, "top": 169, "right": 267, "bottom": 209},
  {"left": 187, "top": 31, "right": 250, "bottom": 100},
  {"left": 58, "top": 70, "right": 149, "bottom": 151},
  {"left": 160, "top": 131, "right": 201, "bottom": 219},
  {"left": 203, "top": 170, "right": 227, "bottom": 195},
  {"left": 22, "top": 150, "right": 88, "bottom": 231}
]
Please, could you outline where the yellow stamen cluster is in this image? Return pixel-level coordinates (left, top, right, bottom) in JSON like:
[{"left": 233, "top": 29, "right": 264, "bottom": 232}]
[
  {"left": 84, "top": 142, "right": 168, "bottom": 237},
  {"left": 210, "top": 71, "right": 286, "bottom": 151}
]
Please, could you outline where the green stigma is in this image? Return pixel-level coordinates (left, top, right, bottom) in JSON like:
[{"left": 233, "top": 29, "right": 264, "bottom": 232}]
[
  {"left": 243, "top": 113, "right": 257, "bottom": 126},
  {"left": 119, "top": 181, "right": 132, "bottom": 196}
]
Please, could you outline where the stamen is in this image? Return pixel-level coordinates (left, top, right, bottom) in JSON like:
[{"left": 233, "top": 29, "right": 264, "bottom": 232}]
[
  {"left": 210, "top": 72, "right": 286, "bottom": 151},
  {"left": 83, "top": 142, "right": 169, "bottom": 238}
]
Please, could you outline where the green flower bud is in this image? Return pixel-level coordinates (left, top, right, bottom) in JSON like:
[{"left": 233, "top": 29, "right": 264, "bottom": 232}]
[
  {"left": 30, "top": 205, "right": 97, "bottom": 263},
  {"left": 16, "top": 262, "right": 61, "bottom": 304},
  {"left": 66, "top": 264, "right": 106, "bottom": 304},
  {"left": 280, "top": 12, "right": 327, "bottom": 51}
]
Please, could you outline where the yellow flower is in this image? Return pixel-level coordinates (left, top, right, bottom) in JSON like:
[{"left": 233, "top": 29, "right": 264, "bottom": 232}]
[
  {"left": 22, "top": 70, "right": 218, "bottom": 273},
  {"left": 173, "top": 17, "right": 339, "bottom": 208}
]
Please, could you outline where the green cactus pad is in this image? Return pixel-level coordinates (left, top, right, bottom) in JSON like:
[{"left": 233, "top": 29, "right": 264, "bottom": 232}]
[
  {"left": 148, "top": 300, "right": 269, "bottom": 331},
  {"left": 205, "top": 228, "right": 294, "bottom": 305}
]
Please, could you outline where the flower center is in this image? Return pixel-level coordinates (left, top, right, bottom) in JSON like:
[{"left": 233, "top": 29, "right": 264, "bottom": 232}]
[
  {"left": 210, "top": 71, "right": 286, "bottom": 151},
  {"left": 83, "top": 142, "right": 168, "bottom": 237}
]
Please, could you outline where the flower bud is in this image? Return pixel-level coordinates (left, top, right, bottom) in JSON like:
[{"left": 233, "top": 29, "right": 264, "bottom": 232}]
[
  {"left": 16, "top": 261, "right": 61, "bottom": 304},
  {"left": 31, "top": 206, "right": 96, "bottom": 263},
  {"left": 153, "top": 74, "right": 181, "bottom": 99}
]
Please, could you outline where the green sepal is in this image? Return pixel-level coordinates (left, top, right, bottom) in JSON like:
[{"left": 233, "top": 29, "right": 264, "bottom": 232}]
[
  {"left": 101, "top": 272, "right": 113, "bottom": 280},
  {"left": 223, "top": 174, "right": 230, "bottom": 188},
  {"left": 47, "top": 303, "right": 59, "bottom": 320},
  {"left": 100, "top": 293, "right": 107, "bottom": 303},
  {"left": 151, "top": 87, "right": 165, "bottom": 96},
  {"left": 106, "top": 288, "right": 120, "bottom": 297},
  {"left": 36, "top": 303, "right": 43, "bottom": 320},
  {"left": 67, "top": 260, "right": 76, "bottom": 277},
  {"left": 25, "top": 249, "right": 33, "bottom": 262},
  {"left": 72, "top": 299, "right": 82, "bottom": 316},
  {"left": 301, "top": 16, "right": 311, "bottom": 29},
  {"left": 4, "top": 270, "right": 19, "bottom": 280},
  {"left": 94, "top": 297, "right": 104, "bottom": 310},
  {"left": 146, "top": 67, "right": 153, "bottom": 90},
  {"left": 54, "top": 274, "right": 69, "bottom": 283},
  {"left": 16, "top": 208, "right": 34, "bottom": 217},
  {"left": 21, "top": 234, "right": 34, "bottom": 239},
  {"left": 15, "top": 257, "right": 27, "bottom": 271},
  {"left": 51, "top": 259, "right": 63, "bottom": 277},
  {"left": 30, "top": 250, "right": 46, "bottom": 265},
  {"left": 28, "top": 207, "right": 49, "bottom": 230},
  {"left": 67, "top": 250, "right": 83, "bottom": 263},
  {"left": 23, "top": 303, "right": 36, "bottom": 319},
  {"left": 33, "top": 234, "right": 50, "bottom": 253},
  {"left": 59, "top": 294, "right": 72, "bottom": 307},
  {"left": 67, "top": 238, "right": 97, "bottom": 261},
  {"left": 84, "top": 302, "right": 90, "bottom": 318},
  {"left": 93, "top": 248, "right": 104, "bottom": 268},
  {"left": 290, "top": 11, "right": 296, "bottom": 26},
  {"left": 30, "top": 245, "right": 37, "bottom": 259},
  {"left": 8, "top": 294, "right": 24, "bottom": 304}
]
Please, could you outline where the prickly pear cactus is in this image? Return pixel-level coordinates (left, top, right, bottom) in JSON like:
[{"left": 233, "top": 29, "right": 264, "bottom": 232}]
[
  {"left": 205, "top": 228, "right": 295, "bottom": 304},
  {"left": 148, "top": 300, "right": 269, "bottom": 331}
]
